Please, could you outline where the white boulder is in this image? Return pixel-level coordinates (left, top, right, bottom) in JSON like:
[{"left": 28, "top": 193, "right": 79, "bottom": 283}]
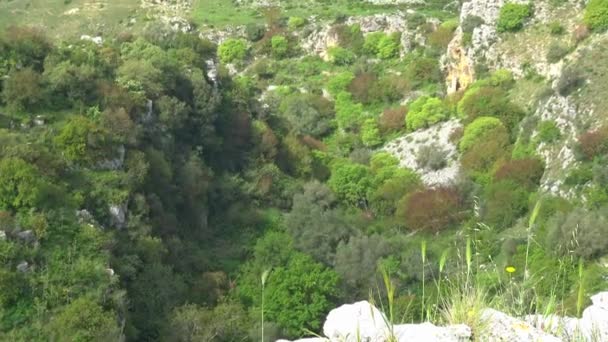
[
  {"left": 392, "top": 322, "right": 471, "bottom": 341},
  {"left": 479, "top": 309, "right": 561, "bottom": 342},
  {"left": 323, "top": 301, "right": 388, "bottom": 342}
]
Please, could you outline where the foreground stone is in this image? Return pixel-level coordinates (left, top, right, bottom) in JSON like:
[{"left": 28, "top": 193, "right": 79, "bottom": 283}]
[
  {"left": 278, "top": 293, "right": 608, "bottom": 341},
  {"left": 479, "top": 309, "right": 561, "bottom": 342}
]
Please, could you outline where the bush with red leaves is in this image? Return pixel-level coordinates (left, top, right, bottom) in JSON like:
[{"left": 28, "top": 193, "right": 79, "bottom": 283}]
[
  {"left": 379, "top": 106, "right": 407, "bottom": 132},
  {"left": 493, "top": 158, "right": 544, "bottom": 189},
  {"left": 578, "top": 127, "right": 608, "bottom": 160},
  {"left": 398, "top": 187, "right": 465, "bottom": 232},
  {"left": 348, "top": 72, "right": 378, "bottom": 104}
]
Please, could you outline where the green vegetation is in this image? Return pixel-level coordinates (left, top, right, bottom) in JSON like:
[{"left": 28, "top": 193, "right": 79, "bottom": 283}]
[
  {"left": 406, "top": 96, "right": 450, "bottom": 131},
  {"left": 584, "top": 0, "right": 608, "bottom": 31},
  {"left": 460, "top": 117, "right": 506, "bottom": 152},
  {"left": 497, "top": 3, "right": 533, "bottom": 33},
  {"left": 218, "top": 38, "right": 248, "bottom": 63},
  {"left": 363, "top": 32, "right": 401, "bottom": 59},
  {"left": 1, "top": 0, "right": 608, "bottom": 340}
]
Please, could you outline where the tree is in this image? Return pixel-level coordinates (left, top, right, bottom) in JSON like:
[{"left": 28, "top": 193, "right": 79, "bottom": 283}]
[
  {"left": 1, "top": 67, "right": 45, "bottom": 113},
  {"left": 117, "top": 59, "right": 166, "bottom": 99},
  {"left": 328, "top": 160, "right": 372, "bottom": 206},
  {"left": 406, "top": 96, "right": 449, "bottom": 131},
  {"left": 50, "top": 296, "right": 121, "bottom": 342},
  {"left": 279, "top": 93, "right": 334, "bottom": 137},
  {"left": 398, "top": 187, "right": 465, "bottom": 232},
  {"left": 127, "top": 262, "right": 186, "bottom": 341},
  {"left": 4, "top": 26, "right": 51, "bottom": 70},
  {"left": 165, "top": 303, "right": 251, "bottom": 342},
  {"left": 547, "top": 207, "right": 608, "bottom": 259},
  {"left": 218, "top": 39, "right": 247, "bottom": 63},
  {"left": 54, "top": 116, "right": 110, "bottom": 164},
  {"left": 44, "top": 61, "right": 100, "bottom": 108},
  {"left": 0, "top": 158, "right": 46, "bottom": 210},
  {"left": 286, "top": 181, "right": 353, "bottom": 265},
  {"left": 264, "top": 253, "right": 339, "bottom": 337},
  {"left": 335, "top": 234, "right": 392, "bottom": 299}
]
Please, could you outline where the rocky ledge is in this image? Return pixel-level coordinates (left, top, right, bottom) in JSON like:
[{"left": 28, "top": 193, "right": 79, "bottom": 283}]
[{"left": 278, "top": 292, "right": 608, "bottom": 342}]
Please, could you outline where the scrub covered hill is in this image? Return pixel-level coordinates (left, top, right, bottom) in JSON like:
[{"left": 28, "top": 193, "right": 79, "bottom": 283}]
[{"left": 1, "top": 0, "right": 608, "bottom": 341}]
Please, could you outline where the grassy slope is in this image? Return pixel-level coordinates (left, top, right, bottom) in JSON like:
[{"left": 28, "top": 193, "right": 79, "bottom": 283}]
[
  {"left": 0, "top": 0, "right": 143, "bottom": 38},
  {"left": 189, "top": 0, "right": 450, "bottom": 28}
]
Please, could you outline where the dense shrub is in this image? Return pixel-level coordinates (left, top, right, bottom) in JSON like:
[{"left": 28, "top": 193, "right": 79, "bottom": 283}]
[
  {"left": 348, "top": 72, "right": 377, "bottom": 104},
  {"left": 406, "top": 96, "right": 450, "bottom": 131},
  {"left": 547, "top": 207, "right": 608, "bottom": 259},
  {"left": 536, "top": 120, "right": 561, "bottom": 143},
  {"left": 264, "top": 253, "right": 339, "bottom": 336},
  {"left": 369, "top": 75, "right": 412, "bottom": 104},
  {"left": 483, "top": 180, "right": 530, "bottom": 228},
  {"left": 379, "top": 106, "right": 407, "bottom": 132},
  {"left": 416, "top": 144, "right": 449, "bottom": 171},
  {"left": 363, "top": 32, "right": 400, "bottom": 59},
  {"left": 245, "top": 23, "right": 265, "bottom": 42},
  {"left": 2, "top": 67, "right": 45, "bottom": 113},
  {"left": 327, "top": 71, "right": 354, "bottom": 95},
  {"left": 286, "top": 181, "right": 353, "bottom": 264},
  {"left": 328, "top": 160, "right": 372, "bottom": 205},
  {"left": 369, "top": 168, "right": 420, "bottom": 216},
  {"left": 556, "top": 66, "right": 584, "bottom": 96},
  {"left": 457, "top": 86, "right": 524, "bottom": 130},
  {"left": 328, "top": 46, "right": 356, "bottom": 65},
  {"left": 461, "top": 128, "right": 510, "bottom": 175},
  {"left": 332, "top": 24, "right": 364, "bottom": 53},
  {"left": 584, "top": 0, "right": 608, "bottom": 31},
  {"left": 549, "top": 21, "right": 565, "bottom": 35},
  {"left": 217, "top": 38, "right": 247, "bottom": 63},
  {"left": 428, "top": 20, "right": 458, "bottom": 50},
  {"left": 497, "top": 3, "right": 533, "bottom": 32},
  {"left": 271, "top": 35, "right": 289, "bottom": 58},
  {"left": 493, "top": 158, "right": 544, "bottom": 189},
  {"left": 335, "top": 92, "right": 363, "bottom": 130},
  {"left": 406, "top": 56, "right": 442, "bottom": 88},
  {"left": 0, "top": 158, "right": 48, "bottom": 210},
  {"left": 335, "top": 234, "right": 392, "bottom": 299},
  {"left": 546, "top": 42, "right": 570, "bottom": 63},
  {"left": 577, "top": 127, "right": 608, "bottom": 160},
  {"left": 54, "top": 115, "right": 111, "bottom": 163},
  {"left": 399, "top": 187, "right": 464, "bottom": 232},
  {"left": 565, "top": 165, "right": 593, "bottom": 186},
  {"left": 279, "top": 93, "right": 334, "bottom": 138},
  {"left": 460, "top": 117, "right": 507, "bottom": 152},
  {"left": 361, "top": 118, "right": 382, "bottom": 147},
  {"left": 288, "top": 16, "right": 307, "bottom": 29},
  {"left": 462, "top": 15, "right": 485, "bottom": 34}
]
